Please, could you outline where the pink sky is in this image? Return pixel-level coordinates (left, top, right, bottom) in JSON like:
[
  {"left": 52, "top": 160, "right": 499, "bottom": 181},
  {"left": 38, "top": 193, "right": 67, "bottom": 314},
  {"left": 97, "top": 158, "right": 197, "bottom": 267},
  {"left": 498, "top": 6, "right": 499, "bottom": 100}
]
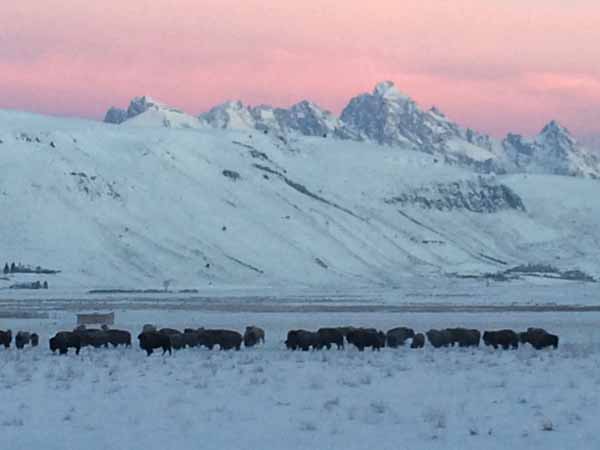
[{"left": 1, "top": 0, "right": 599, "bottom": 137}]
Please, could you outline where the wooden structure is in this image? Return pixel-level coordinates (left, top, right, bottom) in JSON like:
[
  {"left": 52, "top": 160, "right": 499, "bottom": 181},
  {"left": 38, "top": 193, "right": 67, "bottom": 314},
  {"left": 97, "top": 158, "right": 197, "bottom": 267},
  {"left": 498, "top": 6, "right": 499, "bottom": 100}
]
[{"left": 77, "top": 312, "right": 115, "bottom": 326}]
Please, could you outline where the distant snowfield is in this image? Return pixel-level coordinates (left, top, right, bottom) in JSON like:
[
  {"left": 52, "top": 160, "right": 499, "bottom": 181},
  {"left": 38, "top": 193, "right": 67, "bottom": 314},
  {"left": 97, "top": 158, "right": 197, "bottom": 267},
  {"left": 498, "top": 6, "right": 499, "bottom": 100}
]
[
  {"left": 1, "top": 109, "right": 599, "bottom": 291},
  {"left": 1, "top": 307, "right": 600, "bottom": 450}
]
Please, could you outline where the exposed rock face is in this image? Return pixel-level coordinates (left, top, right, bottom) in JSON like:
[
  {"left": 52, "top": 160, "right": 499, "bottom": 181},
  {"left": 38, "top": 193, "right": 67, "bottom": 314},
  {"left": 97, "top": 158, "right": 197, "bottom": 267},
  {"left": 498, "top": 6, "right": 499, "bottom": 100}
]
[
  {"left": 341, "top": 81, "right": 460, "bottom": 151},
  {"left": 104, "top": 107, "right": 129, "bottom": 124},
  {"left": 384, "top": 177, "right": 526, "bottom": 213},
  {"left": 199, "top": 99, "right": 357, "bottom": 139}
]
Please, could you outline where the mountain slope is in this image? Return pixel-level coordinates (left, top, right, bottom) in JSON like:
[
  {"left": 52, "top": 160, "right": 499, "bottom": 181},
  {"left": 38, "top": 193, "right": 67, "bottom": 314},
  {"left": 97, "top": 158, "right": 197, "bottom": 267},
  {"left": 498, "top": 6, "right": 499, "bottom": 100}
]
[{"left": 1, "top": 109, "right": 599, "bottom": 289}]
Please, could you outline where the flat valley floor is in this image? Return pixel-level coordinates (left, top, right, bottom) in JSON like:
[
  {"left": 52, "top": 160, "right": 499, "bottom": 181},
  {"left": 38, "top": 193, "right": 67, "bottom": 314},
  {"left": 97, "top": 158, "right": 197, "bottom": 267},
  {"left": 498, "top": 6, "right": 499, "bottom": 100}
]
[{"left": 0, "top": 282, "right": 599, "bottom": 450}]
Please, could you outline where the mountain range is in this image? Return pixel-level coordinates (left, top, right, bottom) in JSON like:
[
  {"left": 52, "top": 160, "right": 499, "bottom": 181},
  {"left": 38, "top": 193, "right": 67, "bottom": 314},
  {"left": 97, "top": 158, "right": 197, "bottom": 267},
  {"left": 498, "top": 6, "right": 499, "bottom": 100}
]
[
  {"left": 0, "top": 82, "right": 598, "bottom": 289},
  {"left": 105, "top": 81, "right": 600, "bottom": 179}
]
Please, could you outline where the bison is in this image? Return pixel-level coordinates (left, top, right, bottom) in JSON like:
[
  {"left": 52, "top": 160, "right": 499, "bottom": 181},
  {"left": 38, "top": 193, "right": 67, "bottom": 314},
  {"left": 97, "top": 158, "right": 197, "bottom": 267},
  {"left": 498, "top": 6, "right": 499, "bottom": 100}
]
[
  {"left": 386, "top": 327, "right": 415, "bottom": 348},
  {"left": 411, "top": 333, "right": 425, "bottom": 349},
  {"left": 49, "top": 331, "right": 82, "bottom": 355},
  {"left": 207, "top": 329, "right": 243, "bottom": 350},
  {"left": 446, "top": 328, "right": 481, "bottom": 347},
  {"left": 158, "top": 328, "right": 186, "bottom": 350},
  {"left": 426, "top": 329, "right": 452, "bottom": 348},
  {"left": 74, "top": 327, "right": 110, "bottom": 348},
  {"left": 0, "top": 329, "right": 12, "bottom": 349},
  {"left": 15, "top": 331, "right": 36, "bottom": 349},
  {"left": 138, "top": 331, "right": 172, "bottom": 356},
  {"left": 346, "top": 328, "right": 386, "bottom": 351},
  {"left": 316, "top": 328, "right": 344, "bottom": 350},
  {"left": 483, "top": 330, "right": 519, "bottom": 350},
  {"left": 105, "top": 329, "right": 132, "bottom": 347},
  {"left": 285, "top": 330, "right": 319, "bottom": 351},
  {"left": 183, "top": 328, "right": 203, "bottom": 348},
  {"left": 243, "top": 326, "right": 265, "bottom": 347},
  {"left": 519, "top": 328, "right": 559, "bottom": 350}
]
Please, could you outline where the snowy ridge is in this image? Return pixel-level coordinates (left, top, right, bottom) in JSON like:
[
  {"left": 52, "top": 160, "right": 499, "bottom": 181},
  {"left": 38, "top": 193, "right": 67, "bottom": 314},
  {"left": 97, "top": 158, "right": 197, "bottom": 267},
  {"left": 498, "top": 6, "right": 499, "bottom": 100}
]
[
  {"left": 105, "top": 82, "right": 600, "bottom": 178},
  {"left": 2, "top": 109, "right": 600, "bottom": 288},
  {"left": 199, "top": 99, "right": 358, "bottom": 139},
  {"left": 104, "top": 96, "right": 204, "bottom": 129}
]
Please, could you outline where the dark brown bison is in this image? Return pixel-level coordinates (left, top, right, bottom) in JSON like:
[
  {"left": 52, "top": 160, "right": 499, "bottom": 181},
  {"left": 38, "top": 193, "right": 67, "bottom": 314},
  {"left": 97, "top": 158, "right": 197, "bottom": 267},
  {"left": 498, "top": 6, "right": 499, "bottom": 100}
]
[
  {"left": 346, "top": 328, "right": 386, "bottom": 351},
  {"left": 105, "top": 329, "right": 132, "bottom": 347},
  {"left": 285, "top": 330, "right": 319, "bottom": 351},
  {"left": 207, "top": 329, "right": 243, "bottom": 350},
  {"left": 386, "top": 327, "right": 415, "bottom": 348},
  {"left": 50, "top": 331, "right": 82, "bottom": 355},
  {"left": 0, "top": 329, "right": 12, "bottom": 348},
  {"left": 30, "top": 333, "right": 39, "bottom": 347},
  {"left": 158, "top": 328, "right": 186, "bottom": 350},
  {"left": 446, "top": 328, "right": 481, "bottom": 347},
  {"left": 336, "top": 327, "right": 356, "bottom": 339},
  {"left": 138, "top": 331, "right": 172, "bottom": 356},
  {"left": 243, "top": 326, "right": 265, "bottom": 347},
  {"left": 183, "top": 328, "right": 203, "bottom": 347},
  {"left": 426, "top": 329, "right": 452, "bottom": 348},
  {"left": 411, "top": 333, "right": 425, "bottom": 349},
  {"left": 15, "top": 331, "right": 37, "bottom": 349},
  {"left": 74, "top": 327, "right": 110, "bottom": 348},
  {"left": 519, "top": 328, "right": 559, "bottom": 350},
  {"left": 483, "top": 330, "right": 519, "bottom": 349},
  {"left": 316, "top": 328, "right": 344, "bottom": 350}
]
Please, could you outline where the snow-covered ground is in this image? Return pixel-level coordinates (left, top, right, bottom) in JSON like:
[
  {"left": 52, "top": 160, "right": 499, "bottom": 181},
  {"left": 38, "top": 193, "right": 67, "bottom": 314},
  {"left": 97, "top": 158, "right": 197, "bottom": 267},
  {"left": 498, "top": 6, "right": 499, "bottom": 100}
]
[{"left": 1, "top": 304, "right": 600, "bottom": 450}]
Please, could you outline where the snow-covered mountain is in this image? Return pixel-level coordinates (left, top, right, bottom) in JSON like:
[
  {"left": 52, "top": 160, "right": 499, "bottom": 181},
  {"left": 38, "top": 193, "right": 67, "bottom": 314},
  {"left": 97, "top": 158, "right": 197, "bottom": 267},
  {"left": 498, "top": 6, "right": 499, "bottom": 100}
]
[
  {"left": 2, "top": 109, "right": 600, "bottom": 289},
  {"left": 199, "top": 100, "right": 357, "bottom": 139},
  {"left": 502, "top": 121, "right": 600, "bottom": 178},
  {"left": 340, "top": 81, "right": 503, "bottom": 171},
  {"left": 103, "top": 82, "right": 600, "bottom": 178},
  {"left": 104, "top": 96, "right": 204, "bottom": 129}
]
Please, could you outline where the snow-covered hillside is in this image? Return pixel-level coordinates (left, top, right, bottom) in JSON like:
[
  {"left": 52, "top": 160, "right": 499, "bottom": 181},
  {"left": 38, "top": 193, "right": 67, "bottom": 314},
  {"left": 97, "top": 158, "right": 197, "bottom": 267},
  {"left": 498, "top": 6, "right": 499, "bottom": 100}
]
[{"left": 1, "top": 109, "right": 599, "bottom": 289}]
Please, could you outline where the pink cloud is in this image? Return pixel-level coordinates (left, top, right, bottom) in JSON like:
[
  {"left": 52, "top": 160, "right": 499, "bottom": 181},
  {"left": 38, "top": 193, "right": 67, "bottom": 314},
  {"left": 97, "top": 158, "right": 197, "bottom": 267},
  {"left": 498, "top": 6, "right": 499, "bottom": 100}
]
[{"left": 1, "top": 1, "right": 600, "bottom": 136}]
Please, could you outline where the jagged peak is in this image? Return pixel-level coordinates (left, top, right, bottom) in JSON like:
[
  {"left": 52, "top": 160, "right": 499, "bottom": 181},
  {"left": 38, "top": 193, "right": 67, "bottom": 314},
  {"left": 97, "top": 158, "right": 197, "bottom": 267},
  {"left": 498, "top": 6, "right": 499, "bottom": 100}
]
[
  {"left": 373, "top": 81, "right": 410, "bottom": 101},
  {"left": 207, "top": 100, "right": 248, "bottom": 112},
  {"left": 538, "top": 120, "right": 575, "bottom": 147},
  {"left": 540, "top": 120, "right": 571, "bottom": 136},
  {"left": 289, "top": 100, "right": 332, "bottom": 116},
  {"left": 429, "top": 106, "right": 446, "bottom": 118},
  {"left": 128, "top": 96, "right": 167, "bottom": 110}
]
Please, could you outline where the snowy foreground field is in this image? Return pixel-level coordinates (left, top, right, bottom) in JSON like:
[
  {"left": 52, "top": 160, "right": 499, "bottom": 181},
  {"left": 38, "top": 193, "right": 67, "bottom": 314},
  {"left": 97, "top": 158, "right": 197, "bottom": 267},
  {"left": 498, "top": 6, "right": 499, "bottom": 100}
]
[{"left": 2, "top": 290, "right": 600, "bottom": 450}]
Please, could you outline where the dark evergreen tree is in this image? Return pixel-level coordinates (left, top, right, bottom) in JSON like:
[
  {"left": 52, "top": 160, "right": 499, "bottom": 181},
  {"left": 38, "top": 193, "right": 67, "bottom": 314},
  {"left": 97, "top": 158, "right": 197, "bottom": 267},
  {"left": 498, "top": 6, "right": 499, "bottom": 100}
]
[
  {"left": 10, "top": 262, "right": 16, "bottom": 273},
  {"left": 43, "top": 281, "right": 48, "bottom": 289},
  {"left": 3, "top": 263, "right": 8, "bottom": 274}
]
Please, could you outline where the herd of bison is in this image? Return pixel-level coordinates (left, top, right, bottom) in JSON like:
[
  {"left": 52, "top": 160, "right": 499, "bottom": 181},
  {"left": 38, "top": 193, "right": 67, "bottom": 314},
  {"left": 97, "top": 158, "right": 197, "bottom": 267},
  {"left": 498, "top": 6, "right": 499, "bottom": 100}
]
[{"left": 0, "top": 324, "right": 559, "bottom": 355}]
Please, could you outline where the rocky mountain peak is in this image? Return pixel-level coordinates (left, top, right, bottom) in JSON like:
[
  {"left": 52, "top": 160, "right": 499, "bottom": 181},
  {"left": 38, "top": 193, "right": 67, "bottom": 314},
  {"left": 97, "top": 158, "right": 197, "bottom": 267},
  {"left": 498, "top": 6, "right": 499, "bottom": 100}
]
[{"left": 373, "top": 81, "right": 410, "bottom": 101}]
